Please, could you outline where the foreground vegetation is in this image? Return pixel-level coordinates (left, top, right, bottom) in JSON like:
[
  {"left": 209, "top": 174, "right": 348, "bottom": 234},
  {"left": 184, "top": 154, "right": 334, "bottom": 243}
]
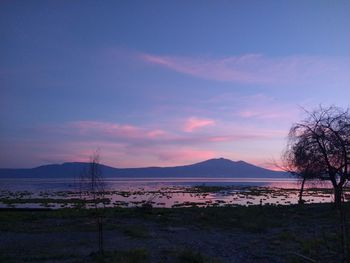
[{"left": 1, "top": 203, "right": 349, "bottom": 262}]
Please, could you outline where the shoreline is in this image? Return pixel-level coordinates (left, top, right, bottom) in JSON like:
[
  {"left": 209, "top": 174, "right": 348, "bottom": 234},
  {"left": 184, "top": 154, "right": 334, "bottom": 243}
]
[{"left": 0, "top": 185, "right": 345, "bottom": 209}]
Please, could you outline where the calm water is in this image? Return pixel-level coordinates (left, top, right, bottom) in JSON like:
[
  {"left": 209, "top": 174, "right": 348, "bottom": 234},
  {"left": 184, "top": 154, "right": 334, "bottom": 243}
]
[
  {"left": 0, "top": 177, "right": 339, "bottom": 209},
  {"left": 0, "top": 177, "right": 324, "bottom": 191}
]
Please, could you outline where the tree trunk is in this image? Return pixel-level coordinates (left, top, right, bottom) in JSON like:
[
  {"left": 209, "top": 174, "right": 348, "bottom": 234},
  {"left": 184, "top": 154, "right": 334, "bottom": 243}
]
[
  {"left": 340, "top": 205, "right": 349, "bottom": 263},
  {"left": 298, "top": 177, "right": 306, "bottom": 205},
  {"left": 98, "top": 216, "right": 103, "bottom": 255},
  {"left": 334, "top": 185, "right": 343, "bottom": 210}
]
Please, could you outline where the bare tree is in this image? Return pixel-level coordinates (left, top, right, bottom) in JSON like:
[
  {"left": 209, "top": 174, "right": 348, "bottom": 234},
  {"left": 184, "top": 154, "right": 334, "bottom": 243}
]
[
  {"left": 283, "top": 105, "right": 350, "bottom": 209},
  {"left": 283, "top": 106, "right": 350, "bottom": 262},
  {"left": 80, "top": 151, "right": 105, "bottom": 255},
  {"left": 282, "top": 133, "right": 325, "bottom": 204}
]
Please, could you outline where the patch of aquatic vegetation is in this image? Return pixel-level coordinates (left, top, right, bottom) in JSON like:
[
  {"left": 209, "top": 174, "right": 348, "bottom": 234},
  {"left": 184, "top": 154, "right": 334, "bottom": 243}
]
[
  {"left": 191, "top": 185, "right": 234, "bottom": 193},
  {"left": 2, "top": 185, "right": 350, "bottom": 209}
]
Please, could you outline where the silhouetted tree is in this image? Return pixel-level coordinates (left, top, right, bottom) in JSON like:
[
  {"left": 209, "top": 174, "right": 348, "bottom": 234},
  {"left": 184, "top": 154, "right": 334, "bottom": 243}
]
[
  {"left": 80, "top": 151, "right": 105, "bottom": 255},
  {"left": 283, "top": 106, "right": 350, "bottom": 262},
  {"left": 282, "top": 132, "right": 325, "bottom": 204},
  {"left": 283, "top": 106, "right": 350, "bottom": 209}
]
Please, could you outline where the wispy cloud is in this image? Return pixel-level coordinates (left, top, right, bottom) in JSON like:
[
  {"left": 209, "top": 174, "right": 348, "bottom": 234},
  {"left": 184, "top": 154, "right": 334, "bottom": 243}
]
[
  {"left": 233, "top": 94, "right": 299, "bottom": 121},
  {"left": 142, "top": 53, "right": 350, "bottom": 85},
  {"left": 62, "top": 121, "right": 168, "bottom": 142},
  {"left": 153, "top": 149, "right": 216, "bottom": 163},
  {"left": 53, "top": 120, "right": 275, "bottom": 145},
  {"left": 183, "top": 117, "right": 215, "bottom": 132},
  {"left": 3, "top": 118, "right": 289, "bottom": 168}
]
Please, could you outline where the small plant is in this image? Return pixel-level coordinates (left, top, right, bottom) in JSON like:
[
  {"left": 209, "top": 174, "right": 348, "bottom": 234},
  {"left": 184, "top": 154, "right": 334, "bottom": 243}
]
[
  {"left": 177, "top": 249, "right": 221, "bottom": 263},
  {"left": 122, "top": 225, "right": 150, "bottom": 238},
  {"left": 299, "top": 237, "right": 324, "bottom": 258},
  {"left": 90, "top": 249, "right": 149, "bottom": 263},
  {"left": 79, "top": 151, "right": 105, "bottom": 255},
  {"left": 277, "top": 231, "right": 296, "bottom": 241}
]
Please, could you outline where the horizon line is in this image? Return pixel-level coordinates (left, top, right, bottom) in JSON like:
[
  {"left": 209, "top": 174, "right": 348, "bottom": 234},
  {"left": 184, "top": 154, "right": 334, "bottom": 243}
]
[{"left": 0, "top": 157, "right": 283, "bottom": 171}]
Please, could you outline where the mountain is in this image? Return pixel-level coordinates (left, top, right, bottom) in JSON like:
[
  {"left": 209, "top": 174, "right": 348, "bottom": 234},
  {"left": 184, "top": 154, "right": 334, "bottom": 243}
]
[{"left": 0, "top": 158, "right": 288, "bottom": 178}]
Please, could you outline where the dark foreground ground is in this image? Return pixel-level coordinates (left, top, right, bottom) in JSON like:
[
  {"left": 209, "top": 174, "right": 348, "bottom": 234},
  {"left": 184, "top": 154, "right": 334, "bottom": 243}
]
[{"left": 0, "top": 204, "right": 349, "bottom": 263}]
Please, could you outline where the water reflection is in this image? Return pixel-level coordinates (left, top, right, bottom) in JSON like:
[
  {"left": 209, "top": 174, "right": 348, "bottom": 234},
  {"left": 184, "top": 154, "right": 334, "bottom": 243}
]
[{"left": 0, "top": 178, "right": 343, "bottom": 209}]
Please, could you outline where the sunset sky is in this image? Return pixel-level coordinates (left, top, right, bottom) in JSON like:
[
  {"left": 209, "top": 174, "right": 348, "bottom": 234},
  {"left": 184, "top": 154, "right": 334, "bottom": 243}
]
[{"left": 1, "top": 1, "right": 349, "bottom": 168}]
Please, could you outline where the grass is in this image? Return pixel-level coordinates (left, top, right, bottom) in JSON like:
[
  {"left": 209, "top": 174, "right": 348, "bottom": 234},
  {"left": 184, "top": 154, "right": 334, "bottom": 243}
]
[
  {"left": 0, "top": 249, "right": 149, "bottom": 263},
  {"left": 159, "top": 248, "right": 222, "bottom": 263},
  {"left": 90, "top": 249, "right": 149, "bottom": 263},
  {"left": 276, "top": 230, "right": 296, "bottom": 241},
  {"left": 0, "top": 249, "right": 81, "bottom": 262},
  {"left": 1, "top": 203, "right": 349, "bottom": 262},
  {"left": 122, "top": 224, "right": 150, "bottom": 238},
  {"left": 299, "top": 237, "right": 324, "bottom": 257},
  {"left": 177, "top": 249, "right": 222, "bottom": 263},
  {"left": 0, "top": 203, "right": 342, "bottom": 233}
]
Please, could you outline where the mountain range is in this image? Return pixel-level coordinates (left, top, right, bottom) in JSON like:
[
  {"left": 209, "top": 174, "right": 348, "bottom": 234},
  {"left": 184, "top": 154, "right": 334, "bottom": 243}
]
[{"left": 0, "top": 158, "right": 288, "bottom": 179}]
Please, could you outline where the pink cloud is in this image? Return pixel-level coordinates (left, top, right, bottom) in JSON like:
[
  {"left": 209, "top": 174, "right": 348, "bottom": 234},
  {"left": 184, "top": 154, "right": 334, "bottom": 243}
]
[
  {"left": 237, "top": 110, "right": 289, "bottom": 120},
  {"left": 201, "top": 93, "right": 300, "bottom": 122},
  {"left": 67, "top": 121, "right": 168, "bottom": 141},
  {"left": 4, "top": 118, "right": 290, "bottom": 168},
  {"left": 207, "top": 136, "right": 244, "bottom": 142},
  {"left": 45, "top": 140, "right": 217, "bottom": 168},
  {"left": 142, "top": 53, "right": 350, "bottom": 85},
  {"left": 232, "top": 94, "right": 302, "bottom": 122},
  {"left": 183, "top": 117, "right": 215, "bottom": 132},
  {"left": 257, "top": 162, "right": 283, "bottom": 171},
  {"left": 156, "top": 149, "right": 216, "bottom": 163},
  {"left": 44, "top": 120, "right": 282, "bottom": 148},
  {"left": 146, "top": 129, "right": 166, "bottom": 138}
]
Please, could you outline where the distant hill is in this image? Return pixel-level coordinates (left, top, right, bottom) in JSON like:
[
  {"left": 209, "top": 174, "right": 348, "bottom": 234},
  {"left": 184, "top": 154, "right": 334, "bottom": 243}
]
[{"left": 0, "top": 158, "right": 288, "bottom": 178}]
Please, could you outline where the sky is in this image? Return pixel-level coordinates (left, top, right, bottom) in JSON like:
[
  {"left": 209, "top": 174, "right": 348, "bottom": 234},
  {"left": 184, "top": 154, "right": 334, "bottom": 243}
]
[{"left": 1, "top": 0, "right": 350, "bottom": 169}]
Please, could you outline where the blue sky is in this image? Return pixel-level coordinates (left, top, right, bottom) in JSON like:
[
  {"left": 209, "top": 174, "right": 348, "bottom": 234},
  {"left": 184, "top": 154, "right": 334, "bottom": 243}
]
[{"left": 1, "top": 0, "right": 349, "bottom": 168}]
